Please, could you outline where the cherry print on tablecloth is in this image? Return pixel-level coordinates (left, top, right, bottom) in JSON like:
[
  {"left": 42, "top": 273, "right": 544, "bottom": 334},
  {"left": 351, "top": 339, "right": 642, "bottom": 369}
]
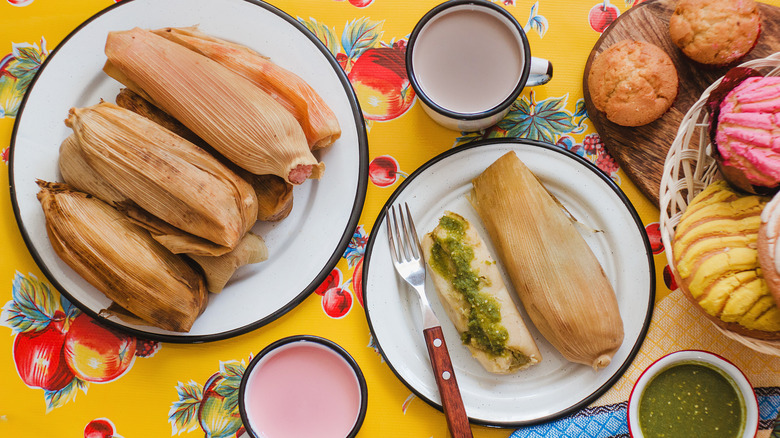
[
  {"left": 369, "top": 155, "right": 407, "bottom": 187},
  {"left": 84, "top": 418, "right": 124, "bottom": 438}
]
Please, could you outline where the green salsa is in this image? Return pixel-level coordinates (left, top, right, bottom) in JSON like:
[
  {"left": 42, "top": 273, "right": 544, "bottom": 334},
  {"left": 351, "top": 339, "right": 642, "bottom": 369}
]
[
  {"left": 428, "top": 214, "right": 509, "bottom": 356},
  {"left": 638, "top": 362, "right": 745, "bottom": 438}
]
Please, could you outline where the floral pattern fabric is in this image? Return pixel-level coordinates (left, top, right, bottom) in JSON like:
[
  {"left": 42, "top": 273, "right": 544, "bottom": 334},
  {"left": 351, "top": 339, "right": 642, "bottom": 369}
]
[{"left": 0, "top": 0, "right": 778, "bottom": 437}]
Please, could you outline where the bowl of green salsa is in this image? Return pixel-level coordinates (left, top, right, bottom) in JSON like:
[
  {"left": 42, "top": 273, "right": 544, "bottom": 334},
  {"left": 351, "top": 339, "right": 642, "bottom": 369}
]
[{"left": 627, "top": 350, "right": 758, "bottom": 438}]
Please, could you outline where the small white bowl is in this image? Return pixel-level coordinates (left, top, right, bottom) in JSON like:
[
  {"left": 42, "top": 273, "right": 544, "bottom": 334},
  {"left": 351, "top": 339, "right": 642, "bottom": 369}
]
[{"left": 627, "top": 350, "right": 758, "bottom": 438}]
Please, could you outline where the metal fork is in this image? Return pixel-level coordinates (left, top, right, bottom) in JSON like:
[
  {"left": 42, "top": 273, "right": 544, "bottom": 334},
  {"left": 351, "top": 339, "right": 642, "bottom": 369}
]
[{"left": 386, "top": 202, "right": 473, "bottom": 438}]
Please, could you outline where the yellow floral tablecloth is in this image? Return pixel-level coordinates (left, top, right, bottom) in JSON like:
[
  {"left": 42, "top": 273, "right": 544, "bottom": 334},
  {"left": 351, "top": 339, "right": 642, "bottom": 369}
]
[{"left": 1, "top": 0, "right": 779, "bottom": 437}]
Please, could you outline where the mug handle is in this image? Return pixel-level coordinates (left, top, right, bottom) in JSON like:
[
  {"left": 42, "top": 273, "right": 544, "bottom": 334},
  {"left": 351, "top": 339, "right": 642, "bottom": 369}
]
[{"left": 527, "top": 57, "right": 553, "bottom": 86}]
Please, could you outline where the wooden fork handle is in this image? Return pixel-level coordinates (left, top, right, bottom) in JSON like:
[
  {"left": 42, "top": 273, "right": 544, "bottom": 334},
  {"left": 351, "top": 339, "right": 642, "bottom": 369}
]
[{"left": 423, "top": 326, "right": 474, "bottom": 438}]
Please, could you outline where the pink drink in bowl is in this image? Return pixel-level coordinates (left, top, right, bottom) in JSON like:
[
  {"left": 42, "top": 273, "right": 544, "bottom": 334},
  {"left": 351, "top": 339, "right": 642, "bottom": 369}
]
[{"left": 239, "top": 335, "right": 368, "bottom": 438}]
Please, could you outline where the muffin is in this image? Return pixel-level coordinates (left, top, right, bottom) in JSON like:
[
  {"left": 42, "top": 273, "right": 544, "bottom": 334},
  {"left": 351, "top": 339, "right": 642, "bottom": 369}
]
[
  {"left": 669, "top": 0, "right": 761, "bottom": 66},
  {"left": 587, "top": 40, "right": 678, "bottom": 127},
  {"left": 710, "top": 73, "right": 780, "bottom": 194},
  {"left": 672, "top": 180, "right": 780, "bottom": 340}
]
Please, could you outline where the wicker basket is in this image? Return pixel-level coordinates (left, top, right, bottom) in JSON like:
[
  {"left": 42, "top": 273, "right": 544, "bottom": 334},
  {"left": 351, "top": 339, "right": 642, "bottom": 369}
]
[{"left": 659, "top": 52, "right": 780, "bottom": 357}]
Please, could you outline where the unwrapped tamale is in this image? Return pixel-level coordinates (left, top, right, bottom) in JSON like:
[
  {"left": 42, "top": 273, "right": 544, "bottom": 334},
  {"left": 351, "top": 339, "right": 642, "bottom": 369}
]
[
  {"left": 469, "top": 152, "right": 624, "bottom": 370},
  {"left": 36, "top": 181, "right": 207, "bottom": 332},
  {"left": 152, "top": 26, "right": 340, "bottom": 150},
  {"left": 422, "top": 211, "right": 541, "bottom": 374},
  {"left": 104, "top": 27, "right": 324, "bottom": 184},
  {"left": 65, "top": 102, "right": 258, "bottom": 251}
]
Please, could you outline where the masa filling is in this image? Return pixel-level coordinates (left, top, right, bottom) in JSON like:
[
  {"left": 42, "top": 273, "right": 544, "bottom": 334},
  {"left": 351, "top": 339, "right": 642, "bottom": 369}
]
[{"left": 429, "top": 214, "right": 514, "bottom": 358}]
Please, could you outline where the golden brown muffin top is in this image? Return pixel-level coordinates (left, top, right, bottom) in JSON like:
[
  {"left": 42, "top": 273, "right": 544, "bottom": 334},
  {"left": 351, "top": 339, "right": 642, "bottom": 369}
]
[
  {"left": 669, "top": 0, "right": 761, "bottom": 65},
  {"left": 587, "top": 39, "right": 679, "bottom": 127}
]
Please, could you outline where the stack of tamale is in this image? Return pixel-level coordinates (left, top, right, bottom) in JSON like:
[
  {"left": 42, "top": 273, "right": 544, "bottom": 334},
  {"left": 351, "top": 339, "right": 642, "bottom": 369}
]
[{"left": 38, "top": 26, "right": 341, "bottom": 332}]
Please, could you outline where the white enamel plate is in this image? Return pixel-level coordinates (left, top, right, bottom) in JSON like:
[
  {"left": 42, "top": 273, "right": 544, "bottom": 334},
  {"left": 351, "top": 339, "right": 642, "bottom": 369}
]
[
  {"left": 10, "top": 0, "right": 367, "bottom": 342},
  {"left": 363, "top": 139, "right": 654, "bottom": 426}
]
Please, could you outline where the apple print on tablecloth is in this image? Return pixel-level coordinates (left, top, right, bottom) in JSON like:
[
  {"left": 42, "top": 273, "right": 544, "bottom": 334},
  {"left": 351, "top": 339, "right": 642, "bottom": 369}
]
[
  {"left": 84, "top": 418, "right": 124, "bottom": 438},
  {"left": 369, "top": 155, "right": 407, "bottom": 188},
  {"left": 298, "top": 17, "right": 415, "bottom": 126},
  {"left": 1, "top": 272, "right": 160, "bottom": 412},
  {"left": 588, "top": 0, "right": 620, "bottom": 33},
  {"left": 169, "top": 359, "right": 248, "bottom": 438}
]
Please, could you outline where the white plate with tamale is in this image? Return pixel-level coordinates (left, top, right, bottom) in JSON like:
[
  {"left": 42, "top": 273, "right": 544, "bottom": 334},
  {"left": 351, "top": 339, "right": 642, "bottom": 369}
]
[
  {"left": 363, "top": 139, "right": 654, "bottom": 426},
  {"left": 9, "top": 0, "right": 367, "bottom": 341}
]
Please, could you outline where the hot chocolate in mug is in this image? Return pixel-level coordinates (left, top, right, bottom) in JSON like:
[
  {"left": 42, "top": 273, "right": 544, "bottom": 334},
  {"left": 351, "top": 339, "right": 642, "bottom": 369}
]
[{"left": 406, "top": 0, "right": 553, "bottom": 132}]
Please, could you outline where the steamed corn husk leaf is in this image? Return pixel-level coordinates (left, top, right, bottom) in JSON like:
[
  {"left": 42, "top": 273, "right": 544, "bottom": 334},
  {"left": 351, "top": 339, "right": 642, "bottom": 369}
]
[
  {"left": 189, "top": 232, "right": 268, "bottom": 293},
  {"left": 65, "top": 101, "right": 258, "bottom": 250},
  {"left": 115, "top": 87, "right": 204, "bottom": 146},
  {"left": 103, "top": 27, "right": 324, "bottom": 184},
  {"left": 469, "top": 152, "right": 624, "bottom": 370},
  {"left": 36, "top": 181, "right": 208, "bottom": 332},
  {"left": 152, "top": 26, "right": 341, "bottom": 151},
  {"left": 114, "top": 88, "right": 293, "bottom": 222},
  {"left": 249, "top": 174, "right": 293, "bottom": 222},
  {"left": 58, "top": 134, "right": 127, "bottom": 205}
]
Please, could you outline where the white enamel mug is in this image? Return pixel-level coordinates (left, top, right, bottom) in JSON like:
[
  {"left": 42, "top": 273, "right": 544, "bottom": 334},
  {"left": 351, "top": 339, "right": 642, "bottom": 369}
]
[{"left": 406, "top": 0, "right": 553, "bottom": 132}]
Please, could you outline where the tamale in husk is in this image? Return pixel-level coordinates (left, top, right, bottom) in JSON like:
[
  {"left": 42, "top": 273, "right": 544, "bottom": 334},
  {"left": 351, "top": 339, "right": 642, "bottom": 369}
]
[
  {"left": 152, "top": 26, "right": 341, "bottom": 151},
  {"left": 58, "top": 134, "right": 126, "bottom": 205},
  {"left": 36, "top": 181, "right": 207, "bottom": 332},
  {"left": 103, "top": 27, "right": 324, "bottom": 184},
  {"left": 114, "top": 88, "right": 293, "bottom": 222},
  {"left": 58, "top": 132, "right": 233, "bottom": 257},
  {"left": 469, "top": 152, "right": 624, "bottom": 370},
  {"left": 65, "top": 102, "right": 258, "bottom": 250},
  {"left": 189, "top": 232, "right": 268, "bottom": 293}
]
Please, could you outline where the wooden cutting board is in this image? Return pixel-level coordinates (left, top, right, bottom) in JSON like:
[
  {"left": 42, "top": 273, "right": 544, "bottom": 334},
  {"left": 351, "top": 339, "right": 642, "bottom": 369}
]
[{"left": 582, "top": 0, "right": 780, "bottom": 206}]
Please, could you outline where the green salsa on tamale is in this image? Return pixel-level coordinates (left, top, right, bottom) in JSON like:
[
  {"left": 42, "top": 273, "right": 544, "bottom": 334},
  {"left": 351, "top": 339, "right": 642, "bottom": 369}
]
[{"left": 422, "top": 211, "right": 541, "bottom": 374}]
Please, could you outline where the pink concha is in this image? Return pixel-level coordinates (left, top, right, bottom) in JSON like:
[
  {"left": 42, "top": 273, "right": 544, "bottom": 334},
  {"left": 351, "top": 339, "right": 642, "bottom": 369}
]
[{"left": 716, "top": 77, "right": 780, "bottom": 190}]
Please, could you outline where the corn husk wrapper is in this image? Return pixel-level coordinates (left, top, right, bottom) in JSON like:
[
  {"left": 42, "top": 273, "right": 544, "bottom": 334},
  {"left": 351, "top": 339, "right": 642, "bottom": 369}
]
[
  {"left": 36, "top": 181, "right": 207, "bottom": 332},
  {"left": 65, "top": 102, "right": 258, "bottom": 251},
  {"left": 58, "top": 132, "right": 233, "bottom": 257},
  {"left": 114, "top": 87, "right": 294, "bottom": 222},
  {"left": 249, "top": 174, "right": 293, "bottom": 222},
  {"left": 58, "top": 134, "right": 127, "bottom": 205},
  {"left": 469, "top": 152, "right": 624, "bottom": 370},
  {"left": 115, "top": 87, "right": 204, "bottom": 146},
  {"left": 104, "top": 28, "right": 324, "bottom": 184},
  {"left": 189, "top": 232, "right": 268, "bottom": 293},
  {"left": 153, "top": 26, "right": 340, "bottom": 151},
  {"left": 422, "top": 211, "right": 541, "bottom": 374}
]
